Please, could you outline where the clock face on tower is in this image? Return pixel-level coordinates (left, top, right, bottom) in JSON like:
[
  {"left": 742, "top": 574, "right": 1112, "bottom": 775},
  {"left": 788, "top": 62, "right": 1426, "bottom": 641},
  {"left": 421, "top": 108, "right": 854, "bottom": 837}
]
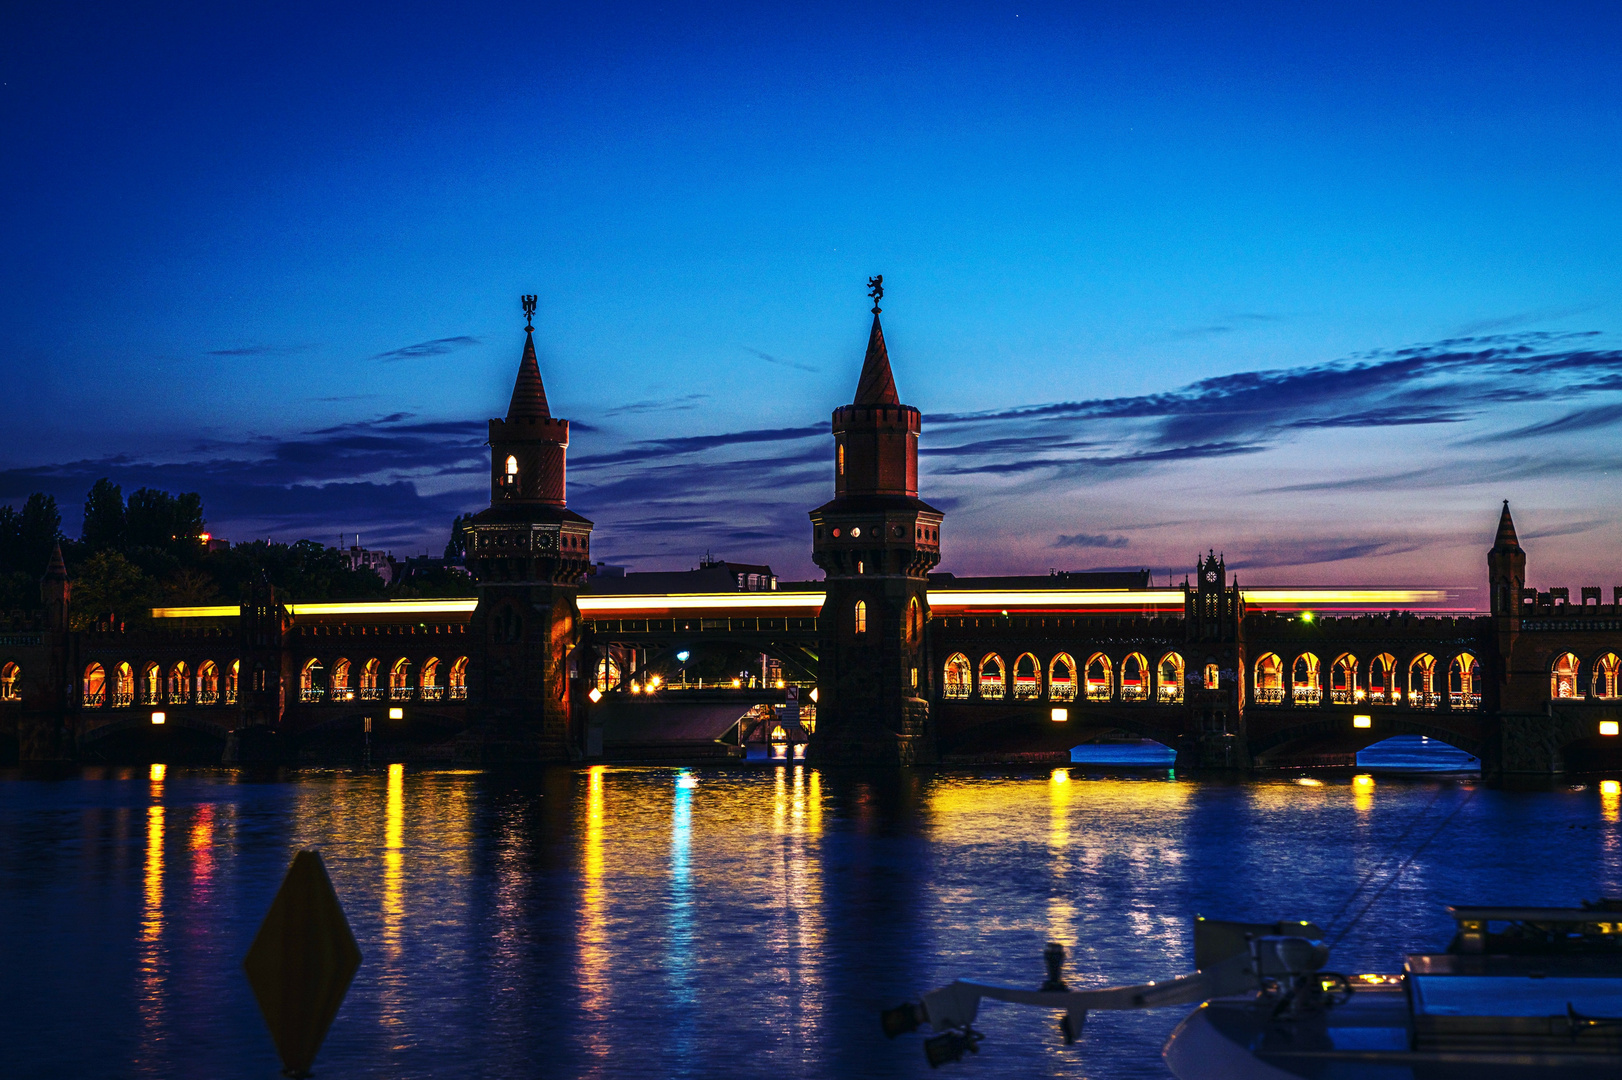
[{"left": 1205, "top": 571, "right": 1217, "bottom": 582}]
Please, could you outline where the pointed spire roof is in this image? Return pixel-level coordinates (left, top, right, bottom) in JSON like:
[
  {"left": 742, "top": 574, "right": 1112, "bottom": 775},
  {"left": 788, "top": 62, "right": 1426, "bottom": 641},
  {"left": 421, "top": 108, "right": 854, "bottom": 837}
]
[
  {"left": 1493, "top": 499, "right": 1520, "bottom": 550},
  {"left": 506, "top": 330, "right": 552, "bottom": 421},
  {"left": 853, "top": 313, "right": 899, "bottom": 406},
  {"left": 44, "top": 543, "right": 67, "bottom": 580}
]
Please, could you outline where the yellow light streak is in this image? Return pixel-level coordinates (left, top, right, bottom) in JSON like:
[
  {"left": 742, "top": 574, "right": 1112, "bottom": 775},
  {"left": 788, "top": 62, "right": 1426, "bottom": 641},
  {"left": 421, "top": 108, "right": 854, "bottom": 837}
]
[{"left": 151, "top": 586, "right": 1457, "bottom": 620}]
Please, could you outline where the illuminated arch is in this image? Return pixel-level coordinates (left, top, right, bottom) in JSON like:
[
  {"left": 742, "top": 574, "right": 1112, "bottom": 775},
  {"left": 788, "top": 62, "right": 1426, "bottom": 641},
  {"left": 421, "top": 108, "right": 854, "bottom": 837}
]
[
  {"left": 978, "top": 653, "right": 1006, "bottom": 700},
  {"left": 596, "top": 655, "right": 622, "bottom": 693},
  {"left": 167, "top": 661, "right": 190, "bottom": 704},
  {"left": 449, "top": 657, "right": 469, "bottom": 700},
  {"left": 943, "top": 653, "right": 972, "bottom": 700},
  {"left": 1291, "top": 653, "right": 1321, "bottom": 706},
  {"left": 1049, "top": 653, "right": 1077, "bottom": 702},
  {"left": 225, "top": 660, "right": 239, "bottom": 704},
  {"left": 82, "top": 663, "right": 106, "bottom": 707},
  {"left": 198, "top": 660, "right": 219, "bottom": 704},
  {"left": 420, "top": 657, "right": 442, "bottom": 700},
  {"left": 300, "top": 658, "right": 325, "bottom": 703},
  {"left": 1158, "top": 652, "right": 1185, "bottom": 703},
  {"left": 389, "top": 658, "right": 413, "bottom": 700},
  {"left": 360, "top": 658, "right": 381, "bottom": 700},
  {"left": 1409, "top": 653, "right": 1438, "bottom": 708},
  {"left": 1551, "top": 651, "right": 1582, "bottom": 700},
  {"left": 1012, "top": 652, "right": 1042, "bottom": 700},
  {"left": 1330, "top": 654, "right": 1359, "bottom": 704},
  {"left": 329, "top": 658, "right": 351, "bottom": 702},
  {"left": 1594, "top": 653, "right": 1620, "bottom": 700},
  {"left": 141, "top": 662, "right": 162, "bottom": 705},
  {"left": 1084, "top": 653, "right": 1113, "bottom": 702},
  {"left": 0, "top": 661, "right": 17, "bottom": 702},
  {"left": 1120, "top": 652, "right": 1149, "bottom": 702},
  {"left": 1202, "top": 659, "right": 1219, "bottom": 690},
  {"left": 1449, "top": 653, "right": 1480, "bottom": 710},
  {"left": 1253, "top": 653, "right": 1283, "bottom": 704},
  {"left": 853, "top": 600, "right": 867, "bottom": 635},
  {"left": 1368, "top": 653, "right": 1397, "bottom": 704},
  {"left": 114, "top": 662, "right": 135, "bottom": 707}
]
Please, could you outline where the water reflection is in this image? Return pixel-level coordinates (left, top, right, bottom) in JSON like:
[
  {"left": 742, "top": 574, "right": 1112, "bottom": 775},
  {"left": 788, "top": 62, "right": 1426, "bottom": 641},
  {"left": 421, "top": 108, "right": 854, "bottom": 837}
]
[
  {"left": 577, "top": 766, "right": 608, "bottom": 1068},
  {"left": 381, "top": 763, "right": 405, "bottom": 1033},
  {"left": 1048, "top": 768, "right": 1075, "bottom": 948}
]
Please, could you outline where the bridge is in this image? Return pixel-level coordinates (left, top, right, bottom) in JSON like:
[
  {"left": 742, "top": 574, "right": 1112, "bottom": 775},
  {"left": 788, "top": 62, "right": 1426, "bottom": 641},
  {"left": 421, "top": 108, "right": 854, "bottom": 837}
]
[{"left": 4, "top": 293, "right": 1622, "bottom": 774}]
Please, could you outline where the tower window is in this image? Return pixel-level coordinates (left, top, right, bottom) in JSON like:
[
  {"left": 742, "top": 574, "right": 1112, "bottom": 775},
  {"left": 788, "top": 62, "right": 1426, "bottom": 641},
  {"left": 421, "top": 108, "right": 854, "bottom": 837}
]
[
  {"left": 854, "top": 600, "right": 867, "bottom": 634},
  {"left": 837, "top": 444, "right": 845, "bottom": 477},
  {"left": 505, "top": 455, "right": 519, "bottom": 483}
]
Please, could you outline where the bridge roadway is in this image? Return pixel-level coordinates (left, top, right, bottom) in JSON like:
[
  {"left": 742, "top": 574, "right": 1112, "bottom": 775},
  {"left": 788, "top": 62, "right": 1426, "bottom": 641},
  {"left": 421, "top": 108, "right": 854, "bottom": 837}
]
[{"left": 20, "top": 582, "right": 1622, "bottom": 772}]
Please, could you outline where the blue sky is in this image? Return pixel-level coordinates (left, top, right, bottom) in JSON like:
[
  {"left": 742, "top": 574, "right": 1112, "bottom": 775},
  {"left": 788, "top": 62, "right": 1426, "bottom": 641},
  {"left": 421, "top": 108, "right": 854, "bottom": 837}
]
[{"left": 3, "top": 1, "right": 1620, "bottom": 592}]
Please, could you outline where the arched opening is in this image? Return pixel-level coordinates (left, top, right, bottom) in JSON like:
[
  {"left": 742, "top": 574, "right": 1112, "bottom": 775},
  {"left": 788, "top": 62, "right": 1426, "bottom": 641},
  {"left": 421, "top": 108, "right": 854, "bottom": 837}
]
[
  {"left": 360, "top": 658, "right": 381, "bottom": 700},
  {"left": 198, "top": 661, "right": 219, "bottom": 704},
  {"left": 596, "top": 655, "right": 622, "bottom": 693},
  {"left": 1449, "top": 653, "right": 1480, "bottom": 710},
  {"left": 449, "top": 657, "right": 468, "bottom": 700},
  {"left": 167, "top": 661, "right": 190, "bottom": 704},
  {"left": 943, "top": 653, "right": 972, "bottom": 699},
  {"left": 300, "top": 658, "right": 325, "bottom": 703},
  {"left": 1594, "top": 653, "right": 1621, "bottom": 700},
  {"left": 329, "top": 659, "right": 351, "bottom": 702},
  {"left": 853, "top": 600, "right": 867, "bottom": 635},
  {"left": 1291, "top": 654, "right": 1321, "bottom": 706},
  {"left": 1551, "top": 652, "right": 1582, "bottom": 700},
  {"left": 836, "top": 443, "right": 845, "bottom": 477},
  {"left": 906, "top": 597, "right": 922, "bottom": 644},
  {"left": 1120, "top": 652, "right": 1149, "bottom": 702},
  {"left": 1084, "top": 653, "right": 1113, "bottom": 702},
  {"left": 389, "top": 658, "right": 413, "bottom": 700},
  {"left": 83, "top": 663, "right": 106, "bottom": 707},
  {"left": 1253, "top": 653, "right": 1283, "bottom": 704},
  {"left": 1409, "top": 654, "right": 1438, "bottom": 708},
  {"left": 1330, "top": 654, "right": 1359, "bottom": 704},
  {"left": 142, "top": 662, "right": 162, "bottom": 706},
  {"left": 1012, "top": 652, "right": 1042, "bottom": 700},
  {"left": 420, "top": 657, "right": 442, "bottom": 700},
  {"left": 113, "top": 662, "right": 134, "bottom": 707},
  {"left": 1049, "top": 653, "right": 1077, "bottom": 702},
  {"left": 0, "top": 662, "right": 18, "bottom": 701},
  {"left": 1369, "top": 653, "right": 1397, "bottom": 704},
  {"left": 1158, "top": 652, "right": 1184, "bottom": 703},
  {"left": 978, "top": 654, "right": 1006, "bottom": 700},
  {"left": 505, "top": 454, "right": 519, "bottom": 486},
  {"left": 225, "top": 660, "right": 239, "bottom": 705},
  {"left": 1203, "top": 660, "right": 1219, "bottom": 690}
]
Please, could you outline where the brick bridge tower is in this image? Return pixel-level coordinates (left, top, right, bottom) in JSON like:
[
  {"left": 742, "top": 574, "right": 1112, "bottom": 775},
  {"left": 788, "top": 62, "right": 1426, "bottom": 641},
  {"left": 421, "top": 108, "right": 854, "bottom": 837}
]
[
  {"left": 465, "top": 296, "right": 594, "bottom": 760},
  {"left": 1180, "top": 550, "right": 1248, "bottom": 767},
  {"left": 808, "top": 279, "right": 944, "bottom": 764}
]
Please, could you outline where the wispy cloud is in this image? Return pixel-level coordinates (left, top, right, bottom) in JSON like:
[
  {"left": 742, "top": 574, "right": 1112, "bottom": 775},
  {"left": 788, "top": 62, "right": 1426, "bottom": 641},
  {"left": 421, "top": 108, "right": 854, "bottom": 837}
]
[
  {"left": 1054, "top": 533, "right": 1129, "bottom": 549},
  {"left": 206, "top": 343, "right": 315, "bottom": 357},
  {"left": 743, "top": 347, "right": 819, "bottom": 373},
  {"left": 370, "top": 335, "right": 481, "bottom": 361},
  {"left": 604, "top": 393, "right": 710, "bottom": 416}
]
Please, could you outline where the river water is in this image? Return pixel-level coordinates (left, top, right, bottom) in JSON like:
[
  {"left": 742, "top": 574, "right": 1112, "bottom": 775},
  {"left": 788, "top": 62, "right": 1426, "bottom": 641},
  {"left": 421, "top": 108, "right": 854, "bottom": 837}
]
[{"left": 1, "top": 761, "right": 1618, "bottom": 1079}]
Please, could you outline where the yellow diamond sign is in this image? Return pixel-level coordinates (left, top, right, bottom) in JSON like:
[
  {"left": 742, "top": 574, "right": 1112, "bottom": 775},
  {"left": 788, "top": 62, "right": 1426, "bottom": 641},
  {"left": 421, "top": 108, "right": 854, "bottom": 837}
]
[{"left": 243, "top": 850, "right": 363, "bottom": 1078}]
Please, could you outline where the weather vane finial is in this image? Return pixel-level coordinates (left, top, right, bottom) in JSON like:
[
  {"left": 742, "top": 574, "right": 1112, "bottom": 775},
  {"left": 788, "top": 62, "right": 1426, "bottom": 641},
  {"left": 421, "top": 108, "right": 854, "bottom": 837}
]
[
  {"left": 867, "top": 275, "right": 883, "bottom": 314},
  {"left": 521, "top": 294, "right": 538, "bottom": 333}
]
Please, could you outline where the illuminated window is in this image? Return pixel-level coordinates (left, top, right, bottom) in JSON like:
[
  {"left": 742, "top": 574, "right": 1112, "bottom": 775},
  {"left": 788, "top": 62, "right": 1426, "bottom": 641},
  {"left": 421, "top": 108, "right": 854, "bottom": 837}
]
[
  {"left": 1121, "top": 652, "right": 1149, "bottom": 702},
  {"left": 505, "top": 454, "right": 519, "bottom": 478},
  {"left": 1595, "top": 653, "right": 1621, "bottom": 700},
  {"left": 978, "top": 653, "right": 1006, "bottom": 699},
  {"left": 1158, "top": 652, "right": 1184, "bottom": 703},
  {"left": 943, "top": 653, "right": 972, "bottom": 699},
  {"left": 82, "top": 663, "right": 106, "bottom": 707},
  {"left": 1551, "top": 652, "right": 1582, "bottom": 700},
  {"left": 328, "top": 659, "right": 351, "bottom": 701},
  {"left": 1, "top": 663, "right": 21, "bottom": 701},
  {"left": 1013, "top": 652, "right": 1041, "bottom": 699},
  {"left": 1084, "top": 653, "right": 1112, "bottom": 701},
  {"left": 837, "top": 444, "right": 844, "bottom": 477},
  {"left": 1291, "top": 654, "right": 1321, "bottom": 705},
  {"left": 1203, "top": 661, "right": 1219, "bottom": 690},
  {"left": 1049, "top": 653, "right": 1077, "bottom": 702},
  {"left": 1330, "top": 654, "right": 1359, "bottom": 704},
  {"left": 1409, "top": 654, "right": 1438, "bottom": 708},
  {"left": 1369, "top": 653, "right": 1397, "bottom": 703},
  {"left": 167, "top": 661, "right": 190, "bottom": 703},
  {"left": 853, "top": 600, "right": 867, "bottom": 634},
  {"left": 1449, "top": 653, "right": 1480, "bottom": 710}
]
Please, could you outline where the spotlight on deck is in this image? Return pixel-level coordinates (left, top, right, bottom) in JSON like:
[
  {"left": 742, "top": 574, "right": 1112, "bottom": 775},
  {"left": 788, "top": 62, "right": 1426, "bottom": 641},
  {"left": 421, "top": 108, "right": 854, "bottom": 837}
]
[
  {"left": 923, "top": 1027, "right": 982, "bottom": 1068},
  {"left": 880, "top": 1002, "right": 923, "bottom": 1038},
  {"left": 388, "top": 707, "right": 404, "bottom": 720},
  {"left": 1601, "top": 721, "right": 1619, "bottom": 737},
  {"left": 1050, "top": 707, "right": 1068, "bottom": 723},
  {"left": 150, "top": 711, "right": 166, "bottom": 725},
  {"left": 1353, "top": 715, "right": 1372, "bottom": 729}
]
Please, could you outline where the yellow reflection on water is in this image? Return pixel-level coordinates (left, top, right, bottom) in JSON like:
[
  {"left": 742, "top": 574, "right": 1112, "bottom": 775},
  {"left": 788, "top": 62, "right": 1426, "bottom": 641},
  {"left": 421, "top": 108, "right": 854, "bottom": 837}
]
[
  {"left": 1048, "top": 768, "right": 1075, "bottom": 947},
  {"left": 808, "top": 769, "right": 822, "bottom": 835},
  {"left": 1352, "top": 774, "right": 1375, "bottom": 815},
  {"left": 1602, "top": 779, "right": 1620, "bottom": 822},
  {"left": 149, "top": 763, "right": 166, "bottom": 783},
  {"left": 579, "top": 766, "right": 608, "bottom": 1066},
  {"left": 136, "top": 799, "right": 165, "bottom": 1052},
  {"left": 381, "top": 763, "right": 405, "bottom": 1027}
]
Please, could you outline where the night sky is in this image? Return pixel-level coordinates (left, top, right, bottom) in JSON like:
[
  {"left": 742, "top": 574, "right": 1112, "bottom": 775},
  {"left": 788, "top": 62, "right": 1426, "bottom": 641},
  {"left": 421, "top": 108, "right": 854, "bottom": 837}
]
[{"left": 4, "top": 2, "right": 1620, "bottom": 596}]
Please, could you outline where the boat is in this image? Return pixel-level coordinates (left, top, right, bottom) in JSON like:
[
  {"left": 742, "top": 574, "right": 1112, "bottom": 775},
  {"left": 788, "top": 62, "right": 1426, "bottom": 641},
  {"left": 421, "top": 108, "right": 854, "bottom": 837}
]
[{"left": 882, "top": 901, "right": 1622, "bottom": 1075}]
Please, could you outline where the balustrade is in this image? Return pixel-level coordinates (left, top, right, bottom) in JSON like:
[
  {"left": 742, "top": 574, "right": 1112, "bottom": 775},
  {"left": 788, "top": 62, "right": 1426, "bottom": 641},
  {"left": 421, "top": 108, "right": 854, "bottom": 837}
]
[
  {"left": 389, "top": 686, "right": 413, "bottom": 701},
  {"left": 1085, "top": 684, "right": 1111, "bottom": 702},
  {"left": 224, "top": 689, "right": 237, "bottom": 705},
  {"left": 1158, "top": 685, "right": 1182, "bottom": 703},
  {"left": 1449, "top": 692, "right": 1482, "bottom": 710},
  {"left": 1253, "top": 687, "right": 1284, "bottom": 705},
  {"left": 360, "top": 687, "right": 382, "bottom": 701},
  {"left": 84, "top": 690, "right": 105, "bottom": 707},
  {"left": 1292, "top": 687, "right": 1322, "bottom": 706},
  {"left": 421, "top": 686, "right": 444, "bottom": 701},
  {"left": 944, "top": 683, "right": 971, "bottom": 700},
  {"left": 1120, "top": 685, "right": 1147, "bottom": 702},
  {"left": 449, "top": 686, "right": 467, "bottom": 701},
  {"left": 111, "top": 691, "right": 133, "bottom": 708},
  {"left": 1331, "top": 689, "right": 1355, "bottom": 704},
  {"left": 197, "top": 690, "right": 217, "bottom": 705},
  {"left": 300, "top": 687, "right": 324, "bottom": 703},
  {"left": 1012, "top": 681, "right": 1041, "bottom": 701},
  {"left": 1413, "top": 692, "right": 1441, "bottom": 709}
]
